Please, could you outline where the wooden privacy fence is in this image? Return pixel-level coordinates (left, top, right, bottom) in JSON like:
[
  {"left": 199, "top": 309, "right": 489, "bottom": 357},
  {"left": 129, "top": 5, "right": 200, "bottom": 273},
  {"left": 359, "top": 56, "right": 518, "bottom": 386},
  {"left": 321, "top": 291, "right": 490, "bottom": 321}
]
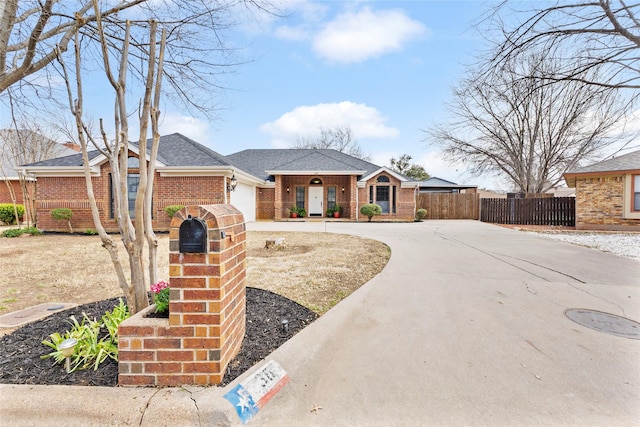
[
  {"left": 480, "top": 197, "right": 575, "bottom": 226},
  {"left": 416, "top": 193, "right": 479, "bottom": 220}
]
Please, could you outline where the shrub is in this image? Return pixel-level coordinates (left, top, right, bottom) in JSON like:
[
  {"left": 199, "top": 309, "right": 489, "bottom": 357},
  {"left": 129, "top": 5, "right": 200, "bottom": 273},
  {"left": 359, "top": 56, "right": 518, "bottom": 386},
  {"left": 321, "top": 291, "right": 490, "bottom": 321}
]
[
  {"left": 164, "top": 205, "right": 184, "bottom": 218},
  {"left": 50, "top": 208, "right": 73, "bottom": 233},
  {"left": 416, "top": 208, "right": 428, "bottom": 221},
  {"left": 22, "top": 226, "right": 42, "bottom": 235},
  {"left": 360, "top": 204, "right": 382, "bottom": 222},
  {"left": 2, "top": 228, "right": 24, "bottom": 238},
  {"left": 85, "top": 229, "right": 98, "bottom": 235},
  {"left": 0, "top": 204, "right": 25, "bottom": 225},
  {"left": 1, "top": 226, "right": 42, "bottom": 238}
]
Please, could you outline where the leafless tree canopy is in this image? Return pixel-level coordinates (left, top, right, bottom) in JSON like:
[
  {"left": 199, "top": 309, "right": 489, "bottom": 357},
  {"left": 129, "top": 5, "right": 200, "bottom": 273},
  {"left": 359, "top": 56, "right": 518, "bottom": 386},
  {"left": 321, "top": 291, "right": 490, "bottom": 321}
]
[
  {"left": 489, "top": 1, "right": 640, "bottom": 90},
  {"left": 0, "top": 0, "right": 275, "bottom": 114},
  {"left": 294, "top": 126, "right": 371, "bottom": 161},
  {"left": 0, "top": 123, "right": 64, "bottom": 225},
  {"left": 428, "top": 50, "right": 632, "bottom": 193}
]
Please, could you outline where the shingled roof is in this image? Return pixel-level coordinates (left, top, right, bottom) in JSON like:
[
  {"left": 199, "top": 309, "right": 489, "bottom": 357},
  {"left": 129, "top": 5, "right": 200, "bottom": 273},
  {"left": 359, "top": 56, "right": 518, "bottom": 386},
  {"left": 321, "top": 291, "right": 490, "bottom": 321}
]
[
  {"left": 23, "top": 133, "right": 393, "bottom": 183},
  {"left": 566, "top": 150, "right": 640, "bottom": 174},
  {"left": 226, "top": 148, "right": 380, "bottom": 181},
  {"left": 25, "top": 133, "right": 232, "bottom": 169},
  {"left": 564, "top": 149, "right": 640, "bottom": 187}
]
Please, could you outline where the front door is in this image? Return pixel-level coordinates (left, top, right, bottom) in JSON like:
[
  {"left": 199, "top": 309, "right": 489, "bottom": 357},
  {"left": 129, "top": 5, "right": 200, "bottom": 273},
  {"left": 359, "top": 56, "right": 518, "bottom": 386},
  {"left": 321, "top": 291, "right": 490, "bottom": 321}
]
[{"left": 309, "top": 187, "right": 323, "bottom": 217}]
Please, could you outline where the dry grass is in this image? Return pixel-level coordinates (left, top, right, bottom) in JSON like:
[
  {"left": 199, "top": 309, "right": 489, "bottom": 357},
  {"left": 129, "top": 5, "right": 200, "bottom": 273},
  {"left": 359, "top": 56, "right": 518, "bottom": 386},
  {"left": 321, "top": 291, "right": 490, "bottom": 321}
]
[
  {"left": 0, "top": 230, "right": 389, "bottom": 317},
  {"left": 246, "top": 232, "right": 390, "bottom": 314}
]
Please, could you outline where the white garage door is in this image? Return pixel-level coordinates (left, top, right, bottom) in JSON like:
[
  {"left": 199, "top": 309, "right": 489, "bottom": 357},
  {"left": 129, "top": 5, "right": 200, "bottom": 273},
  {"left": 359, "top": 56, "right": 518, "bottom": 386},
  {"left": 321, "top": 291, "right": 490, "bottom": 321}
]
[{"left": 230, "top": 182, "right": 255, "bottom": 222}]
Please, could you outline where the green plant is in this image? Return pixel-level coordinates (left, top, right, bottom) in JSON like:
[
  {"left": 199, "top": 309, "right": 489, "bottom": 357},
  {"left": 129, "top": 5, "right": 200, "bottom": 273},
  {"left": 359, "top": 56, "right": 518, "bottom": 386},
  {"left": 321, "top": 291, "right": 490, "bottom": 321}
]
[
  {"left": 41, "top": 299, "right": 129, "bottom": 372},
  {"left": 85, "top": 229, "right": 98, "bottom": 235},
  {"left": 297, "top": 208, "right": 306, "bottom": 218},
  {"left": 2, "top": 228, "right": 23, "bottom": 238},
  {"left": 151, "top": 280, "right": 170, "bottom": 313},
  {"left": 416, "top": 208, "right": 428, "bottom": 221},
  {"left": 360, "top": 203, "right": 382, "bottom": 222},
  {"left": 2, "top": 226, "right": 43, "bottom": 238},
  {"left": 289, "top": 205, "right": 299, "bottom": 216},
  {"left": 22, "top": 226, "right": 42, "bottom": 235},
  {"left": 164, "top": 205, "right": 184, "bottom": 218},
  {"left": 50, "top": 208, "right": 74, "bottom": 233},
  {"left": 0, "top": 204, "right": 25, "bottom": 224},
  {"left": 326, "top": 206, "right": 335, "bottom": 216}
]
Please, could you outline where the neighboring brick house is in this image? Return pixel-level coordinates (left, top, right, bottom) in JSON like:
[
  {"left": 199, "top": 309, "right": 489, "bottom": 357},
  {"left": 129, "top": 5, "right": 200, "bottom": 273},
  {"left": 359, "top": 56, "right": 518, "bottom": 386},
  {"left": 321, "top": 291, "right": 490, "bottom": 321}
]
[
  {"left": 563, "top": 150, "right": 640, "bottom": 230},
  {"left": 22, "top": 133, "right": 419, "bottom": 231},
  {"left": 1, "top": 129, "right": 78, "bottom": 214}
]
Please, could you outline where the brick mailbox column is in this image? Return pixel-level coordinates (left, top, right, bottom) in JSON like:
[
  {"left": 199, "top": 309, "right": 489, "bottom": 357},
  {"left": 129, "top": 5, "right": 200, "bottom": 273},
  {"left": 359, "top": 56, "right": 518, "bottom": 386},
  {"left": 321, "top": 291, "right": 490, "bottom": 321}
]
[{"left": 118, "top": 204, "right": 246, "bottom": 386}]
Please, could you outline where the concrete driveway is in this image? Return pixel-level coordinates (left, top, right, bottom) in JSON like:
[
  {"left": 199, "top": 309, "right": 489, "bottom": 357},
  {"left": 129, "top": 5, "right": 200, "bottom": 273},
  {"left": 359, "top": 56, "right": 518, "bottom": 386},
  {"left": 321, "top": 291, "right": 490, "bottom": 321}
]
[
  {"left": 247, "top": 220, "right": 639, "bottom": 426},
  {"left": 1, "top": 220, "right": 638, "bottom": 426}
]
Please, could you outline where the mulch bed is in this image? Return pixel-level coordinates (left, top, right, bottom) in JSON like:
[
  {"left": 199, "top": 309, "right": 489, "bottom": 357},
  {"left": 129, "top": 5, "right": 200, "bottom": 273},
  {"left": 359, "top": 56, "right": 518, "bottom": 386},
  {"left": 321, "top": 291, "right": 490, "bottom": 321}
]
[{"left": 0, "top": 287, "right": 317, "bottom": 387}]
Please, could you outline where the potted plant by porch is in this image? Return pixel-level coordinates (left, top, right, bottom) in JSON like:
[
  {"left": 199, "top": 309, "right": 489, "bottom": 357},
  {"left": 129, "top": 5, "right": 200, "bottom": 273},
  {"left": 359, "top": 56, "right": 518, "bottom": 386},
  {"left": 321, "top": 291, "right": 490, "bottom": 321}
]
[
  {"left": 333, "top": 203, "right": 342, "bottom": 218},
  {"left": 290, "top": 205, "right": 299, "bottom": 218},
  {"left": 297, "top": 207, "right": 306, "bottom": 218}
]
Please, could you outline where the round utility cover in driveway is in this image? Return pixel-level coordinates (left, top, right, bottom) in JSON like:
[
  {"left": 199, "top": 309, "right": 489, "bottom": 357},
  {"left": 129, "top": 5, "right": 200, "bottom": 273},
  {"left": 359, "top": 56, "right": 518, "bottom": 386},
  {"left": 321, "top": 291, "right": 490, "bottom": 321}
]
[{"left": 565, "top": 309, "right": 640, "bottom": 340}]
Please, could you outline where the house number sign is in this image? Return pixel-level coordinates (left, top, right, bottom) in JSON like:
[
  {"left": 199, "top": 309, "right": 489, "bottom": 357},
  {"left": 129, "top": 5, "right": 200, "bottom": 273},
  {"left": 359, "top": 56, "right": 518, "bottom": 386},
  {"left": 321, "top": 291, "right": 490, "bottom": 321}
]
[{"left": 223, "top": 359, "right": 289, "bottom": 424}]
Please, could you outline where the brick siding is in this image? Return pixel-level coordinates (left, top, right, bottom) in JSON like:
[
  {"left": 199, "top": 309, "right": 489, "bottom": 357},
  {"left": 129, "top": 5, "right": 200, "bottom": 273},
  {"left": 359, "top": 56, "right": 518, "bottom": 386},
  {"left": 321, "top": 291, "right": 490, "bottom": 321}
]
[
  {"left": 34, "top": 160, "right": 226, "bottom": 232},
  {"left": 575, "top": 174, "right": 639, "bottom": 230},
  {"left": 358, "top": 173, "right": 416, "bottom": 221}
]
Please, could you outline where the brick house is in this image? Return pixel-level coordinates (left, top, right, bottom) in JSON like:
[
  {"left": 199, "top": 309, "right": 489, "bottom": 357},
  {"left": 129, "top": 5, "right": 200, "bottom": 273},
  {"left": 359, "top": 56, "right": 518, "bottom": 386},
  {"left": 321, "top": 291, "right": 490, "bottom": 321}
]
[
  {"left": 1, "top": 129, "right": 78, "bottom": 213},
  {"left": 563, "top": 150, "right": 640, "bottom": 230},
  {"left": 22, "top": 133, "right": 419, "bottom": 231}
]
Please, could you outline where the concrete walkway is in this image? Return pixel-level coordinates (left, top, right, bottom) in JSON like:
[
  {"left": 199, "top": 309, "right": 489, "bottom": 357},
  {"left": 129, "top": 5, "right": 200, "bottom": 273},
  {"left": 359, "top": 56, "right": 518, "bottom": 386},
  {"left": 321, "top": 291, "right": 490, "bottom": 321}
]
[{"left": 1, "top": 220, "right": 638, "bottom": 426}]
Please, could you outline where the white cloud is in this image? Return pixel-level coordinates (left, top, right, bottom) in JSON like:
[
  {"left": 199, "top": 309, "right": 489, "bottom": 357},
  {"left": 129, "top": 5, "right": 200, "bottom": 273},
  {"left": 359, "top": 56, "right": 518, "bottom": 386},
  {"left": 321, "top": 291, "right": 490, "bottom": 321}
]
[
  {"left": 274, "top": 25, "right": 310, "bottom": 41},
  {"left": 313, "top": 6, "right": 427, "bottom": 64},
  {"left": 158, "top": 113, "right": 210, "bottom": 144},
  {"left": 260, "top": 101, "right": 399, "bottom": 147},
  {"left": 270, "top": 0, "right": 329, "bottom": 39}
]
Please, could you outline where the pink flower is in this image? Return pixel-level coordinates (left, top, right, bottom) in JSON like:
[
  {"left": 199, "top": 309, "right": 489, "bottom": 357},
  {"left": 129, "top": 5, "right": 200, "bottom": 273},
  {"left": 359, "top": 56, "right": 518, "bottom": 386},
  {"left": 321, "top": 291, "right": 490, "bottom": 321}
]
[{"left": 151, "top": 280, "right": 169, "bottom": 294}]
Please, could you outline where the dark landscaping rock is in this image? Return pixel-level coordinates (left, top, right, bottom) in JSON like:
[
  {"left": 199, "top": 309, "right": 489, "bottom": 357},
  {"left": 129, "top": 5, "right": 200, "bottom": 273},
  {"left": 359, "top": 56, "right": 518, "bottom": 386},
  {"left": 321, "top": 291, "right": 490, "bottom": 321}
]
[{"left": 0, "top": 287, "right": 317, "bottom": 387}]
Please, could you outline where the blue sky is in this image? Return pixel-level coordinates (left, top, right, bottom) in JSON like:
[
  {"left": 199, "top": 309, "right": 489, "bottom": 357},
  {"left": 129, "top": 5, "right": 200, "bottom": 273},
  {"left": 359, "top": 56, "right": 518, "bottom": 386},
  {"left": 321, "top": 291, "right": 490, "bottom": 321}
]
[
  {"left": 155, "top": 0, "right": 504, "bottom": 188},
  {"left": 0, "top": 1, "right": 514, "bottom": 189}
]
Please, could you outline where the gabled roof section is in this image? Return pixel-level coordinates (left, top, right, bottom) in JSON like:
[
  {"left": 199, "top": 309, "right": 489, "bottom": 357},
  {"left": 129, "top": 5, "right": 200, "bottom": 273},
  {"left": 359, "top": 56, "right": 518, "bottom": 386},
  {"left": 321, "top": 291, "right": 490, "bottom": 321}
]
[
  {"left": 360, "top": 166, "right": 414, "bottom": 184},
  {"left": 226, "top": 149, "right": 380, "bottom": 181},
  {"left": 137, "top": 133, "right": 231, "bottom": 167},
  {"left": 24, "top": 150, "right": 101, "bottom": 167},
  {"left": 565, "top": 150, "right": 640, "bottom": 175}
]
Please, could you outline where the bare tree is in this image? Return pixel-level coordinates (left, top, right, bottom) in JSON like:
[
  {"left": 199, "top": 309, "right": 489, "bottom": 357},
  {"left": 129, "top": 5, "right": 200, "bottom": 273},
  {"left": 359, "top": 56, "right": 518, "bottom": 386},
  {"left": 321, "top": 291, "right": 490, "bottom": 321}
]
[
  {"left": 56, "top": 1, "right": 166, "bottom": 314},
  {"left": 295, "top": 126, "right": 371, "bottom": 161},
  {"left": 428, "top": 50, "right": 632, "bottom": 193},
  {"left": 0, "top": 120, "right": 65, "bottom": 226},
  {"left": 389, "top": 154, "right": 430, "bottom": 180},
  {"left": 488, "top": 1, "right": 640, "bottom": 90},
  {"left": 0, "top": 0, "right": 275, "bottom": 114}
]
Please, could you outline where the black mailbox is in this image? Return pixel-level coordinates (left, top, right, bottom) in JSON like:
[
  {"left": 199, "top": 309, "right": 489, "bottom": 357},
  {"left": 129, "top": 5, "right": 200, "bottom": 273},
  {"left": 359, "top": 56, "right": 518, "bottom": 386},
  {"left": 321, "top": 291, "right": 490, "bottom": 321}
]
[{"left": 179, "top": 215, "right": 207, "bottom": 253}]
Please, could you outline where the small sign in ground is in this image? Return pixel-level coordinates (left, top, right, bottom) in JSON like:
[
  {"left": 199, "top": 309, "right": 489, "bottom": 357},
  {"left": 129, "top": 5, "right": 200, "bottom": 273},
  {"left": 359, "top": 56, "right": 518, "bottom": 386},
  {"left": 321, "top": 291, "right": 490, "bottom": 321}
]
[{"left": 224, "top": 359, "right": 289, "bottom": 424}]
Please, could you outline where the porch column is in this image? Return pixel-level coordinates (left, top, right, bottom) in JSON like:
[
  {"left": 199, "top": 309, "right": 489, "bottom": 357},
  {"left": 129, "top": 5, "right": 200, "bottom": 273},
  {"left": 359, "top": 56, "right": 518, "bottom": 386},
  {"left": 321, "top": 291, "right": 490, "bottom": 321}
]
[
  {"left": 274, "top": 175, "right": 283, "bottom": 220},
  {"left": 350, "top": 175, "right": 357, "bottom": 219}
]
